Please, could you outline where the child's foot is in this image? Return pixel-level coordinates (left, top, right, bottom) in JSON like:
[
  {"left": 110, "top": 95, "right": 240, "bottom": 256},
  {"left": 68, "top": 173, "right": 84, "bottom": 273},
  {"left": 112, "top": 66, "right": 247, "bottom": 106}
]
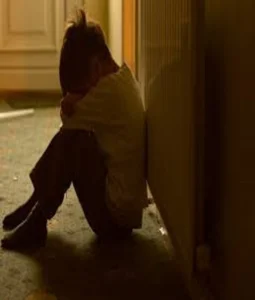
[
  {"left": 2, "top": 203, "right": 47, "bottom": 251},
  {"left": 1, "top": 218, "right": 47, "bottom": 251},
  {"left": 3, "top": 195, "right": 37, "bottom": 231}
]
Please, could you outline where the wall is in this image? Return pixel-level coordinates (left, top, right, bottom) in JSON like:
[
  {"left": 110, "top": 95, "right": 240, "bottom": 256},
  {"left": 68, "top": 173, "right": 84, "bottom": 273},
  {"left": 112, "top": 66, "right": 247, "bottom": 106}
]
[
  {"left": 205, "top": 0, "right": 255, "bottom": 299},
  {"left": 108, "top": 0, "right": 123, "bottom": 65},
  {"left": 84, "top": 0, "right": 109, "bottom": 42},
  {"left": 138, "top": 0, "right": 200, "bottom": 279}
]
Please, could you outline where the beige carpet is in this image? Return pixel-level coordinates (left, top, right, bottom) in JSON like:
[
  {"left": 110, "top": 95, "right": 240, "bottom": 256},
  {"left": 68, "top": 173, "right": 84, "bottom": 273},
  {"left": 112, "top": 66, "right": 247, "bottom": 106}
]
[{"left": 0, "top": 102, "right": 190, "bottom": 300}]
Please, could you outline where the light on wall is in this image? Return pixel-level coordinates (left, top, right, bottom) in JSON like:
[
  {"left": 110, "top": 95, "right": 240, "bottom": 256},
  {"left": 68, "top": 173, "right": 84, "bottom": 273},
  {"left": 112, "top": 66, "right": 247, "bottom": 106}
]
[{"left": 108, "top": 0, "right": 123, "bottom": 65}]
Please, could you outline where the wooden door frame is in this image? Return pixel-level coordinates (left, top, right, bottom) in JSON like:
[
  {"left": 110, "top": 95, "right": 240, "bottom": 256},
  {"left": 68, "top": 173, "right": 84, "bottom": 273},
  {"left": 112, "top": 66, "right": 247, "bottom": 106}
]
[{"left": 122, "top": 0, "right": 137, "bottom": 75}]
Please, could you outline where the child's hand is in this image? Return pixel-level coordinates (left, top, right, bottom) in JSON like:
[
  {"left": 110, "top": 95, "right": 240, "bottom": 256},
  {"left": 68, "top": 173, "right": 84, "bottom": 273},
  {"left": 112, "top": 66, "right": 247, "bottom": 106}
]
[
  {"left": 61, "top": 97, "right": 75, "bottom": 117},
  {"left": 60, "top": 93, "right": 83, "bottom": 117}
]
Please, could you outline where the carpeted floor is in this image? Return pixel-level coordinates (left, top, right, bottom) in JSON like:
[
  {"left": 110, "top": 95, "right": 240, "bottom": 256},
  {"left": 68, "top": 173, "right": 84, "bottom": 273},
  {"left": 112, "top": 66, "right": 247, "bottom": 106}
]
[{"left": 0, "top": 100, "right": 190, "bottom": 300}]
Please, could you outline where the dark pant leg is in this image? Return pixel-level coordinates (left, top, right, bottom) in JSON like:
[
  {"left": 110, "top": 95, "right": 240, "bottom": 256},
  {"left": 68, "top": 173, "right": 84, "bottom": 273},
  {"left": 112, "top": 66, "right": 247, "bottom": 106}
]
[
  {"left": 71, "top": 131, "right": 132, "bottom": 238},
  {"left": 30, "top": 129, "right": 78, "bottom": 219}
]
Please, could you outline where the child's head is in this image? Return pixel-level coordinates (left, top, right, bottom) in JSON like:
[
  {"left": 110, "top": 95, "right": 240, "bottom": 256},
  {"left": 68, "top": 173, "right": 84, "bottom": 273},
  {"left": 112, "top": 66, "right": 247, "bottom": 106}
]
[{"left": 59, "top": 9, "right": 111, "bottom": 95}]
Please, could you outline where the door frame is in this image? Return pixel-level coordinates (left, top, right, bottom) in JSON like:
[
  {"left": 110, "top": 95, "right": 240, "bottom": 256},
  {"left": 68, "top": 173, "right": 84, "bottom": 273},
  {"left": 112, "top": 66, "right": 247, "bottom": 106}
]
[{"left": 122, "top": 0, "right": 137, "bottom": 75}]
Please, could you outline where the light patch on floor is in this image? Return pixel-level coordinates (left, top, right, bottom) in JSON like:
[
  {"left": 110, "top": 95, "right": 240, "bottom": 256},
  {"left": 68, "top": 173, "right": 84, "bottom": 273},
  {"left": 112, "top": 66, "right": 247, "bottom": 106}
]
[{"left": 0, "top": 109, "right": 35, "bottom": 122}]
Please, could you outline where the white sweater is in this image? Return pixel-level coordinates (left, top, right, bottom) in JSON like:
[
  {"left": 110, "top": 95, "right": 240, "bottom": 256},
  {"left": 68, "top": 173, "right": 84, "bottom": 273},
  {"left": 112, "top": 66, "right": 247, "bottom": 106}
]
[{"left": 61, "top": 64, "right": 147, "bottom": 228}]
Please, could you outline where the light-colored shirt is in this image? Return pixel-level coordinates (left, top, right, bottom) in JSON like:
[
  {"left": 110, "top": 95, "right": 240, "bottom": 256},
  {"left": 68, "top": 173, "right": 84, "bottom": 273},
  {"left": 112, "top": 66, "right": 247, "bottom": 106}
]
[{"left": 61, "top": 64, "right": 147, "bottom": 228}]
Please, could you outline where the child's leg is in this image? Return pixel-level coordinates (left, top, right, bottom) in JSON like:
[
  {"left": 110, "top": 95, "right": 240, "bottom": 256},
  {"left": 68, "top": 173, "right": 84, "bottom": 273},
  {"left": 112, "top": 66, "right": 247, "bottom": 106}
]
[
  {"left": 72, "top": 131, "right": 132, "bottom": 240},
  {"left": 1, "top": 129, "right": 79, "bottom": 249},
  {"left": 2, "top": 129, "right": 76, "bottom": 231}
]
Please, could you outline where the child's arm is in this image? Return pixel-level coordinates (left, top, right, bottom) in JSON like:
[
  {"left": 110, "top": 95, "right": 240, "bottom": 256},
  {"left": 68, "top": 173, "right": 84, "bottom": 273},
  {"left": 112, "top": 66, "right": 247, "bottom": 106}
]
[{"left": 60, "top": 93, "right": 84, "bottom": 117}]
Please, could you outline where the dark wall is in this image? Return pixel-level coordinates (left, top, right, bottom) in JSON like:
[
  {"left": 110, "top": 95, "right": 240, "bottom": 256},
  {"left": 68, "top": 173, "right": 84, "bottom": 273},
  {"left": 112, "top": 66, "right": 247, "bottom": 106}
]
[{"left": 205, "top": 1, "right": 255, "bottom": 299}]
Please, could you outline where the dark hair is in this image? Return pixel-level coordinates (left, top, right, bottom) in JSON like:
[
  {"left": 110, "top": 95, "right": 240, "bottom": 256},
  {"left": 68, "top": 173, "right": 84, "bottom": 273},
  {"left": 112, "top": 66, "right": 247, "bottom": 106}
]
[{"left": 59, "top": 9, "right": 110, "bottom": 95}]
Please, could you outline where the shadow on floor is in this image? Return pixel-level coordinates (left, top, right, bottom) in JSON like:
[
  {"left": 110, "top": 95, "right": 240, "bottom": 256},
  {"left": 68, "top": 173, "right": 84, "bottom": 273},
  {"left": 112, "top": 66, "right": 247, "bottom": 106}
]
[{"left": 17, "top": 233, "right": 188, "bottom": 300}]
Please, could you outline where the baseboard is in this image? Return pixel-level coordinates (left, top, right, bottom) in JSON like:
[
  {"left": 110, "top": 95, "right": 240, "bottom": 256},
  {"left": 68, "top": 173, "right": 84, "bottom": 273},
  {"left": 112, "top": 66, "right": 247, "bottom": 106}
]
[
  {"left": 0, "top": 91, "right": 62, "bottom": 109},
  {"left": 0, "top": 90, "right": 61, "bottom": 98}
]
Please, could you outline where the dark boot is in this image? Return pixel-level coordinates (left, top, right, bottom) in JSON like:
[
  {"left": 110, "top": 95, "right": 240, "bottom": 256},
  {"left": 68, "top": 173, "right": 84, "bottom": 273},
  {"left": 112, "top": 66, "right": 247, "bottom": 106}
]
[
  {"left": 3, "top": 192, "right": 38, "bottom": 231},
  {"left": 1, "top": 203, "right": 47, "bottom": 251}
]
